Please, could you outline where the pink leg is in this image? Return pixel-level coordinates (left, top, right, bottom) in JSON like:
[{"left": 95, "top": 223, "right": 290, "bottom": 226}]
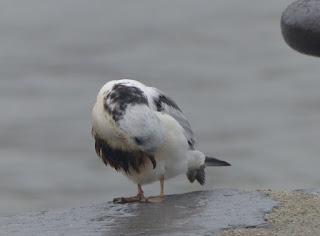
[
  {"left": 113, "top": 184, "right": 146, "bottom": 204},
  {"left": 137, "top": 184, "right": 144, "bottom": 198},
  {"left": 145, "top": 176, "right": 165, "bottom": 203}
]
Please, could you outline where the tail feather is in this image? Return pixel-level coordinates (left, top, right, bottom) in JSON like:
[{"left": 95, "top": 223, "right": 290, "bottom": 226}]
[
  {"left": 186, "top": 165, "right": 205, "bottom": 185},
  {"left": 195, "top": 165, "right": 205, "bottom": 185},
  {"left": 187, "top": 155, "right": 230, "bottom": 185},
  {"left": 205, "top": 156, "right": 231, "bottom": 166}
]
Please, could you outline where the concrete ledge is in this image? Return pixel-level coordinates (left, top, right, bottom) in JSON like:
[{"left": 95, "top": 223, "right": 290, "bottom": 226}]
[
  {"left": 223, "top": 189, "right": 320, "bottom": 236},
  {"left": 0, "top": 188, "right": 319, "bottom": 236}
]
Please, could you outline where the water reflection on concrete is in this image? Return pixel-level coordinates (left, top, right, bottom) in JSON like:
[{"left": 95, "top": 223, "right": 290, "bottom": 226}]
[{"left": 0, "top": 190, "right": 277, "bottom": 236}]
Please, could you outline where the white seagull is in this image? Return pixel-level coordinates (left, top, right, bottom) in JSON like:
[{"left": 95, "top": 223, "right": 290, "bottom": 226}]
[{"left": 91, "top": 79, "right": 230, "bottom": 203}]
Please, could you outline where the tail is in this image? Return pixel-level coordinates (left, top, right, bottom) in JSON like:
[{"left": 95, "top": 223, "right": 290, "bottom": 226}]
[
  {"left": 205, "top": 156, "right": 231, "bottom": 166},
  {"left": 187, "top": 156, "right": 230, "bottom": 185}
]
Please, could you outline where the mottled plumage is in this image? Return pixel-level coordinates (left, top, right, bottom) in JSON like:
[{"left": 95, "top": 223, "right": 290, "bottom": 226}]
[{"left": 91, "top": 79, "right": 230, "bottom": 203}]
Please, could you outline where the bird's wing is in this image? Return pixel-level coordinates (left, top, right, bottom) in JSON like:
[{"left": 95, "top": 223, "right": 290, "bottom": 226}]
[{"left": 150, "top": 88, "right": 196, "bottom": 149}]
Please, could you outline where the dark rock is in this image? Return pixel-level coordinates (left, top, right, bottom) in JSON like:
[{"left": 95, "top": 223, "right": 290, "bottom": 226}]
[
  {"left": 281, "top": 0, "right": 320, "bottom": 57},
  {"left": 0, "top": 189, "right": 276, "bottom": 236}
]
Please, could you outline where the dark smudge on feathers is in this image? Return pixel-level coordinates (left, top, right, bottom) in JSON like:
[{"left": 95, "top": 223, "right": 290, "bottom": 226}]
[
  {"left": 94, "top": 135, "right": 156, "bottom": 174},
  {"left": 153, "top": 94, "right": 182, "bottom": 112},
  {"left": 186, "top": 165, "right": 205, "bottom": 185},
  {"left": 153, "top": 93, "right": 195, "bottom": 150},
  {"left": 104, "top": 83, "right": 148, "bottom": 122}
]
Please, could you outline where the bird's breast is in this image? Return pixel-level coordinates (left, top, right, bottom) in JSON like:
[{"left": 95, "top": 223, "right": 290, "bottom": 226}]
[{"left": 93, "top": 134, "right": 155, "bottom": 174}]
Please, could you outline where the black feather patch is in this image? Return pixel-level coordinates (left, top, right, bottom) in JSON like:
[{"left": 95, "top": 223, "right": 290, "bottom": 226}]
[
  {"left": 153, "top": 94, "right": 182, "bottom": 112},
  {"left": 186, "top": 165, "right": 206, "bottom": 185},
  {"left": 153, "top": 93, "right": 196, "bottom": 150},
  {"left": 147, "top": 155, "right": 157, "bottom": 169},
  {"left": 195, "top": 165, "right": 205, "bottom": 185},
  {"left": 104, "top": 83, "right": 148, "bottom": 122},
  {"left": 94, "top": 135, "right": 156, "bottom": 174},
  {"left": 186, "top": 169, "right": 197, "bottom": 183},
  {"left": 187, "top": 139, "right": 195, "bottom": 150}
]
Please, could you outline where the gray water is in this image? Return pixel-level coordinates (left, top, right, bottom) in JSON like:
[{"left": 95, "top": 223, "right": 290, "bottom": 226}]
[{"left": 1, "top": 0, "right": 320, "bottom": 216}]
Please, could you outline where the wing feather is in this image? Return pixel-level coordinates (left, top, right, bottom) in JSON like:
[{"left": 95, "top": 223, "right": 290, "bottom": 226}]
[
  {"left": 100, "top": 80, "right": 195, "bottom": 152},
  {"left": 150, "top": 88, "right": 196, "bottom": 149}
]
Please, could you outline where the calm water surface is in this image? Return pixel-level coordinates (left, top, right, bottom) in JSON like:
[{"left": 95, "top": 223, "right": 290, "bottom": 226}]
[{"left": 1, "top": 0, "right": 320, "bottom": 215}]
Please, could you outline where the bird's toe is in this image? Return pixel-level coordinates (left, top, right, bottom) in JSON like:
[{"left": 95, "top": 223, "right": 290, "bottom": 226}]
[
  {"left": 145, "top": 195, "right": 165, "bottom": 203},
  {"left": 113, "top": 196, "right": 140, "bottom": 204}
]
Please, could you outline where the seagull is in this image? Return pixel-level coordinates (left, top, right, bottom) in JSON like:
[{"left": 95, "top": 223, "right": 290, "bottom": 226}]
[{"left": 91, "top": 79, "right": 230, "bottom": 203}]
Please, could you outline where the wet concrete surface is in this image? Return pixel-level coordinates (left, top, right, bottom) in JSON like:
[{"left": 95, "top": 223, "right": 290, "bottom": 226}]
[
  {"left": 0, "top": 189, "right": 277, "bottom": 236},
  {"left": 223, "top": 189, "right": 320, "bottom": 236}
]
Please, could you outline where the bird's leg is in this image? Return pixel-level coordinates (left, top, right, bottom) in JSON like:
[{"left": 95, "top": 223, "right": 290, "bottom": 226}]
[
  {"left": 146, "top": 176, "right": 165, "bottom": 203},
  {"left": 160, "top": 176, "right": 164, "bottom": 197},
  {"left": 137, "top": 184, "right": 146, "bottom": 200},
  {"left": 113, "top": 184, "right": 146, "bottom": 204}
]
